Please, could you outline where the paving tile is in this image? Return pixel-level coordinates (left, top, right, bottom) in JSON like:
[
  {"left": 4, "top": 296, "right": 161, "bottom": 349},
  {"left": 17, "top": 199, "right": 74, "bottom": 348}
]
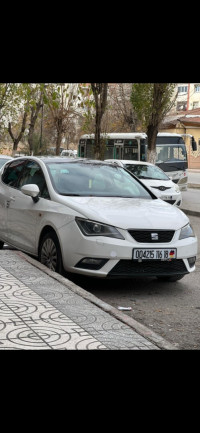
[
  {"left": 0, "top": 263, "right": 108, "bottom": 350},
  {"left": 0, "top": 251, "right": 162, "bottom": 350}
]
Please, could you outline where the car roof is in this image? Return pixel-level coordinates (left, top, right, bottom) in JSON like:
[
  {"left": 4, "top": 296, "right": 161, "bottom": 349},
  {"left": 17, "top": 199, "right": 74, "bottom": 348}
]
[
  {"left": 12, "top": 156, "right": 116, "bottom": 166},
  {"left": 106, "top": 159, "right": 154, "bottom": 166},
  {"left": 120, "top": 160, "right": 154, "bottom": 166}
]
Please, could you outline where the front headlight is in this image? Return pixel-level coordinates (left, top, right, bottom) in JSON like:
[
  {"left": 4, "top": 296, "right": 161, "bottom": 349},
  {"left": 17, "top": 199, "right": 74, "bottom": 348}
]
[
  {"left": 174, "top": 184, "right": 180, "bottom": 193},
  {"left": 76, "top": 217, "right": 124, "bottom": 239},
  {"left": 179, "top": 223, "right": 195, "bottom": 240}
]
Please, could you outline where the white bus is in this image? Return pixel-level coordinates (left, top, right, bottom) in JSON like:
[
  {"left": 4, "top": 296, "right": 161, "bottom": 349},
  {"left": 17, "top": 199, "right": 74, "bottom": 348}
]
[{"left": 78, "top": 132, "right": 197, "bottom": 190}]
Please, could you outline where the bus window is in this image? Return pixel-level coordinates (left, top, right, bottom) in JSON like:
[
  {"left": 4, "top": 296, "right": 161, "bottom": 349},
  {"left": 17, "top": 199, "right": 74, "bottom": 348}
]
[
  {"left": 124, "top": 147, "right": 138, "bottom": 160},
  {"left": 140, "top": 142, "right": 147, "bottom": 161}
]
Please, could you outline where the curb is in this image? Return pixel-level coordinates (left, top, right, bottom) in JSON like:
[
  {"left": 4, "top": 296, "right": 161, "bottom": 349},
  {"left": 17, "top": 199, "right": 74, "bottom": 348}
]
[
  {"left": 181, "top": 208, "right": 200, "bottom": 217},
  {"left": 16, "top": 250, "right": 179, "bottom": 350},
  {"left": 188, "top": 183, "right": 200, "bottom": 189}
]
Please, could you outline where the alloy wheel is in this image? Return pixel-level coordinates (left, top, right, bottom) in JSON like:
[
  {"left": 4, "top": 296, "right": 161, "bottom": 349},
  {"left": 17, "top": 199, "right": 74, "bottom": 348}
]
[{"left": 40, "top": 238, "right": 58, "bottom": 271}]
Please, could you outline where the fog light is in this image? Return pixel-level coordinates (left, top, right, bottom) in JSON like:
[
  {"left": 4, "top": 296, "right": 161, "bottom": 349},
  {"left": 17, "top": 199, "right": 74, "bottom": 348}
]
[
  {"left": 188, "top": 257, "right": 196, "bottom": 268},
  {"left": 75, "top": 258, "right": 108, "bottom": 270}
]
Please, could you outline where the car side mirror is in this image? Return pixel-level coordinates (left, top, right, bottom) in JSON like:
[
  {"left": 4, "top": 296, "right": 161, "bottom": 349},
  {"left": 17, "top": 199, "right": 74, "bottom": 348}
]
[{"left": 21, "top": 184, "right": 40, "bottom": 203}]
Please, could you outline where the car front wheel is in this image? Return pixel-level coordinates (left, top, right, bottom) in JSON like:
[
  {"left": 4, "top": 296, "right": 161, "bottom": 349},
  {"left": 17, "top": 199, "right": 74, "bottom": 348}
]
[
  {"left": 0, "top": 241, "right": 4, "bottom": 249},
  {"left": 39, "top": 231, "right": 63, "bottom": 274}
]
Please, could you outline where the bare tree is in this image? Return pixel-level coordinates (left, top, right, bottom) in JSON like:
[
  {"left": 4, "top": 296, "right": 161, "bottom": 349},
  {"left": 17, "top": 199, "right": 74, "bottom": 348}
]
[
  {"left": 45, "top": 84, "right": 80, "bottom": 155},
  {"left": 131, "top": 83, "right": 176, "bottom": 163},
  {"left": 106, "top": 84, "right": 137, "bottom": 132},
  {"left": 8, "top": 109, "right": 28, "bottom": 155},
  {"left": 27, "top": 91, "right": 43, "bottom": 154}
]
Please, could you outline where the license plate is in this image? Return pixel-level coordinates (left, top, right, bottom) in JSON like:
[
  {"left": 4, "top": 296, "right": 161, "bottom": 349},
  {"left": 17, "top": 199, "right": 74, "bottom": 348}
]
[
  {"left": 133, "top": 248, "right": 177, "bottom": 260},
  {"left": 161, "top": 195, "right": 173, "bottom": 200}
]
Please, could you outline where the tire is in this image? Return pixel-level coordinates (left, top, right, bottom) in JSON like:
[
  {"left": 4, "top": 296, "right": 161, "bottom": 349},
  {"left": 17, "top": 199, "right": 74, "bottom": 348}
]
[
  {"left": 39, "top": 231, "right": 63, "bottom": 274},
  {"left": 156, "top": 274, "right": 184, "bottom": 282},
  {"left": 0, "top": 241, "right": 4, "bottom": 250}
]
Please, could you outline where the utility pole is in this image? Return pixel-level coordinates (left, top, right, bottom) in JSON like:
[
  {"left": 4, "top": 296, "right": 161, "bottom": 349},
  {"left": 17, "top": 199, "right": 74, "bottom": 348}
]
[{"left": 187, "top": 83, "right": 190, "bottom": 111}]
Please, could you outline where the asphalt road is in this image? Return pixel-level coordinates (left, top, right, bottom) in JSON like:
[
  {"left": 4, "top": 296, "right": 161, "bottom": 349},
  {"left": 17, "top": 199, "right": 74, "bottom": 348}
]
[{"left": 70, "top": 214, "right": 200, "bottom": 350}]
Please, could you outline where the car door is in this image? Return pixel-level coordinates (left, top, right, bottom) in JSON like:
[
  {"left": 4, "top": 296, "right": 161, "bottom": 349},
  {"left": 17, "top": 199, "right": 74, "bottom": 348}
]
[
  {"left": 6, "top": 159, "right": 50, "bottom": 254},
  {"left": 0, "top": 159, "right": 27, "bottom": 243}
]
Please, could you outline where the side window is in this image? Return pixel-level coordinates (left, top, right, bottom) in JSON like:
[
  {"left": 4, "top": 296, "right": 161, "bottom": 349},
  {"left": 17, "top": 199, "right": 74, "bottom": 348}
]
[
  {"left": 19, "top": 160, "right": 50, "bottom": 199},
  {"left": 2, "top": 159, "right": 27, "bottom": 187}
]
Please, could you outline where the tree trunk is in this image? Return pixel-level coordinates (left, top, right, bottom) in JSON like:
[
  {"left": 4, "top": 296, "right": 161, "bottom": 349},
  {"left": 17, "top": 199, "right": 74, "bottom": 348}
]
[
  {"left": 146, "top": 84, "right": 165, "bottom": 164},
  {"left": 27, "top": 96, "right": 43, "bottom": 154},
  {"left": 91, "top": 83, "right": 108, "bottom": 160},
  {"left": 146, "top": 124, "right": 158, "bottom": 164},
  {"left": 56, "top": 129, "right": 62, "bottom": 155},
  {"left": 28, "top": 113, "right": 34, "bottom": 155},
  {"left": 94, "top": 107, "right": 101, "bottom": 159},
  {"left": 8, "top": 110, "right": 28, "bottom": 156}
]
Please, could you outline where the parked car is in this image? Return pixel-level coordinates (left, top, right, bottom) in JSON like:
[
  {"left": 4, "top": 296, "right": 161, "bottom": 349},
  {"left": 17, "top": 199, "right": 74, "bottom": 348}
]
[
  {"left": 61, "top": 149, "right": 77, "bottom": 158},
  {"left": 105, "top": 160, "right": 182, "bottom": 206},
  {"left": 0, "top": 157, "right": 197, "bottom": 281},
  {"left": 0, "top": 155, "right": 13, "bottom": 169}
]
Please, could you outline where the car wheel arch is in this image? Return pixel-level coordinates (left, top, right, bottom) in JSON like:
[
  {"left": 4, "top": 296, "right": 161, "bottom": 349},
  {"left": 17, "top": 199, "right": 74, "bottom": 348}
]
[
  {"left": 38, "top": 225, "right": 56, "bottom": 248},
  {"left": 38, "top": 226, "right": 64, "bottom": 274}
]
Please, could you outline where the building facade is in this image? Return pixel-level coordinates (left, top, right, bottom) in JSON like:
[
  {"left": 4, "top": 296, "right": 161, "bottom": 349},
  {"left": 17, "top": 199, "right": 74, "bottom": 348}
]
[{"left": 170, "top": 83, "right": 200, "bottom": 112}]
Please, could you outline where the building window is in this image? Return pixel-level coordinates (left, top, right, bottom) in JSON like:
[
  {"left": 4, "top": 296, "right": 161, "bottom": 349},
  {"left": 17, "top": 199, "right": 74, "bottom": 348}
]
[
  {"left": 192, "top": 101, "right": 199, "bottom": 109},
  {"left": 176, "top": 101, "right": 187, "bottom": 111},
  {"left": 178, "top": 85, "right": 188, "bottom": 93},
  {"left": 194, "top": 84, "right": 200, "bottom": 92}
]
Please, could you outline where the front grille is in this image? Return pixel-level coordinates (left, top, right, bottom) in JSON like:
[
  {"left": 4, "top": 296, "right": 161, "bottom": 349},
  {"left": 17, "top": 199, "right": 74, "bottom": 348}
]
[
  {"left": 164, "top": 200, "right": 176, "bottom": 205},
  {"left": 109, "top": 259, "right": 187, "bottom": 277},
  {"left": 128, "top": 230, "right": 175, "bottom": 243},
  {"left": 151, "top": 186, "right": 171, "bottom": 191}
]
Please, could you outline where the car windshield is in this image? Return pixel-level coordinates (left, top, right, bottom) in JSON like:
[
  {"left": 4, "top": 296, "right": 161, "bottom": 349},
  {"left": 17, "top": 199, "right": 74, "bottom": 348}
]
[
  {"left": 124, "top": 163, "right": 169, "bottom": 180},
  {"left": 45, "top": 161, "right": 153, "bottom": 198}
]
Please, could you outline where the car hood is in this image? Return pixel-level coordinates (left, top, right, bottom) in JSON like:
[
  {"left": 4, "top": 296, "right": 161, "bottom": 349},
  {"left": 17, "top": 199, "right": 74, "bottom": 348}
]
[{"left": 60, "top": 196, "right": 188, "bottom": 230}]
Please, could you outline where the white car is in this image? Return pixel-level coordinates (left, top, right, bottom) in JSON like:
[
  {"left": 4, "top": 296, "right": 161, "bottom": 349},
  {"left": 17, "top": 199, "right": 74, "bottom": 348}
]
[
  {"left": 61, "top": 149, "right": 77, "bottom": 158},
  {"left": 105, "top": 160, "right": 182, "bottom": 207},
  {"left": 0, "top": 157, "right": 197, "bottom": 282}
]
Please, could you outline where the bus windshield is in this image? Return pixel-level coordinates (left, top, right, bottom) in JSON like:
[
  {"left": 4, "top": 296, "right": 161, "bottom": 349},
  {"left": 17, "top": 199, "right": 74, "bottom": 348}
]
[{"left": 156, "top": 144, "right": 187, "bottom": 164}]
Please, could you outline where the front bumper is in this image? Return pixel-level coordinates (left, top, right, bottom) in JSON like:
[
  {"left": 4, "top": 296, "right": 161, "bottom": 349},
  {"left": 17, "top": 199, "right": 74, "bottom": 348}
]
[{"left": 58, "top": 221, "right": 198, "bottom": 278}]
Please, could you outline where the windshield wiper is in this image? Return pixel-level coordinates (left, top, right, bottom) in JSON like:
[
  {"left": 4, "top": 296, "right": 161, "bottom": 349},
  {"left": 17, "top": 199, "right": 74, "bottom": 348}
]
[{"left": 59, "top": 193, "right": 81, "bottom": 196}]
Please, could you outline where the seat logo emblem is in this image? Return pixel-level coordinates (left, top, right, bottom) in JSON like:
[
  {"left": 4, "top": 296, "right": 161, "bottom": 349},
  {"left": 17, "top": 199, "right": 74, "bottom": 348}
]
[{"left": 151, "top": 233, "right": 159, "bottom": 240}]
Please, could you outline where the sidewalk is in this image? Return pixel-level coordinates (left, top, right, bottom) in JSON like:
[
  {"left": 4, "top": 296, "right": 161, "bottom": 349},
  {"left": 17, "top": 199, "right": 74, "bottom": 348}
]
[
  {"left": 180, "top": 169, "right": 200, "bottom": 216},
  {"left": 0, "top": 172, "right": 199, "bottom": 351},
  {"left": 0, "top": 250, "right": 177, "bottom": 350}
]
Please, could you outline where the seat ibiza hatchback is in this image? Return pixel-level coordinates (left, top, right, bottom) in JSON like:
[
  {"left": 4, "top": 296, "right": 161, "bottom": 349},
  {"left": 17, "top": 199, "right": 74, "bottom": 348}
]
[{"left": 0, "top": 157, "right": 197, "bottom": 281}]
